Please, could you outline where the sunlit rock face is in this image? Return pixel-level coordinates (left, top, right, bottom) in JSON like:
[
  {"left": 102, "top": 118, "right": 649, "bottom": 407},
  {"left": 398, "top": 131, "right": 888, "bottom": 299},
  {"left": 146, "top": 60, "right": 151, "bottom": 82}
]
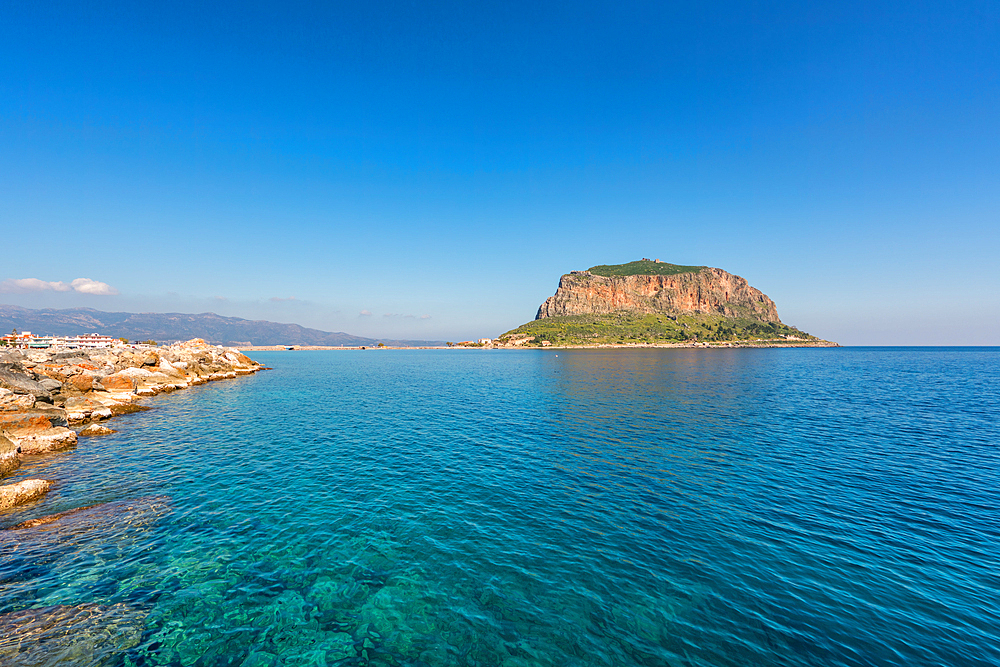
[
  {"left": 0, "top": 479, "right": 52, "bottom": 511},
  {"left": 536, "top": 267, "right": 781, "bottom": 323},
  {"left": 0, "top": 433, "right": 19, "bottom": 478}
]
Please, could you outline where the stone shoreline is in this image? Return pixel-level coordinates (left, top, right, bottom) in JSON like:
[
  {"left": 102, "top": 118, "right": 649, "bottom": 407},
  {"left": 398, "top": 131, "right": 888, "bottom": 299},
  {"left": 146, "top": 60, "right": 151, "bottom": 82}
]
[{"left": 0, "top": 338, "right": 263, "bottom": 510}]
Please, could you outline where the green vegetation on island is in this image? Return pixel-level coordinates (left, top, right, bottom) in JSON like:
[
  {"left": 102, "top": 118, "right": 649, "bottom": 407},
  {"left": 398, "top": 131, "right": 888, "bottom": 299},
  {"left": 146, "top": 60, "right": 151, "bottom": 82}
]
[
  {"left": 587, "top": 259, "right": 706, "bottom": 277},
  {"left": 498, "top": 312, "right": 819, "bottom": 347}
]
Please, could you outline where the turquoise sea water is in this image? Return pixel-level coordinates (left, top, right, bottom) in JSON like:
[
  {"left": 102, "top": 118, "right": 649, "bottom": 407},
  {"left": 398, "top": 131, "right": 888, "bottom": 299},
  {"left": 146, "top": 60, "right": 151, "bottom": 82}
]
[{"left": 1, "top": 348, "right": 998, "bottom": 666}]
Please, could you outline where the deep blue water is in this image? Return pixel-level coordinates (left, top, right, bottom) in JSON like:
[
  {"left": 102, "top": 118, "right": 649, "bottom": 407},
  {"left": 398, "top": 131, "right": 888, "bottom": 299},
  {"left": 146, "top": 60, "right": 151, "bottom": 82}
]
[{"left": 1, "top": 348, "right": 998, "bottom": 666}]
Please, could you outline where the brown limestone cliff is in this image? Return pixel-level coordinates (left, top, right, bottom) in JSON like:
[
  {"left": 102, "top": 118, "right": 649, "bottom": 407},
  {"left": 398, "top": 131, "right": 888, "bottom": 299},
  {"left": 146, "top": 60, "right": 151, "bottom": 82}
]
[{"left": 536, "top": 267, "right": 781, "bottom": 322}]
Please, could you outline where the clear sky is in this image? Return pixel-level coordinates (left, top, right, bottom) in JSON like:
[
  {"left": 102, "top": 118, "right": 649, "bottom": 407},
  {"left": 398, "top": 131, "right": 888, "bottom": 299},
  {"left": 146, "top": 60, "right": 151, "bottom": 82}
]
[{"left": 2, "top": 1, "right": 997, "bottom": 344}]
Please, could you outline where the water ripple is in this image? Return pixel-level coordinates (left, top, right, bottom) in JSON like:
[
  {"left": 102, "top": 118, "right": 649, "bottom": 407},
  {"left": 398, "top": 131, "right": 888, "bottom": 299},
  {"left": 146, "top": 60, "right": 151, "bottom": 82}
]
[{"left": 0, "top": 347, "right": 997, "bottom": 666}]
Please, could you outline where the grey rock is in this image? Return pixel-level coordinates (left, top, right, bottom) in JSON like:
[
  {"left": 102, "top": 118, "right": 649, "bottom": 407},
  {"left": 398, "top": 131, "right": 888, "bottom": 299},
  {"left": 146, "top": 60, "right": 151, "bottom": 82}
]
[
  {"left": 63, "top": 396, "right": 92, "bottom": 409},
  {"left": 0, "top": 369, "right": 52, "bottom": 401},
  {"left": 53, "top": 351, "right": 91, "bottom": 362},
  {"left": 37, "top": 378, "right": 63, "bottom": 392}
]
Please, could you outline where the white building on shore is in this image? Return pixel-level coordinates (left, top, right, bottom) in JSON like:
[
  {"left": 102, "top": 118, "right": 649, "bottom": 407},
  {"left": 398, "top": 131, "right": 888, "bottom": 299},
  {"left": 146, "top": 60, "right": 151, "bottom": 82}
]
[{"left": 1, "top": 332, "right": 121, "bottom": 349}]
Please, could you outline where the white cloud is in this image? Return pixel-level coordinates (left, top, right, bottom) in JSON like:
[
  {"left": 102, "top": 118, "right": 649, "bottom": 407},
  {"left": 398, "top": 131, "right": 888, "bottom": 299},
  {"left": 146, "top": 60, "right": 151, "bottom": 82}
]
[
  {"left": 270, "top": 296, "right": 297, "bottom": 302},
  {"left": 0, "top": 277, "right": 119, "bottom": 295},
  {"left": 359, "top": 309, "right": 372, "bottom": 316},
  {"left": 420, "top": 314, "right": 431, "bottom": 319},
  {"left": 70, "top": 278, "right": 119, "bottom": 295},
  {"left": 0, "top": 278, "right": 72, "bottom": 293}
]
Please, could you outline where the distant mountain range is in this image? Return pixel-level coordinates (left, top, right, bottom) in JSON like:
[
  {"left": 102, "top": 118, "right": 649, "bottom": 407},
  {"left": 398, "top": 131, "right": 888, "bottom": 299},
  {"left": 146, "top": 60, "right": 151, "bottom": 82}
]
[{"left": 0, "top": 305, "right": 444, "bottom": 347}]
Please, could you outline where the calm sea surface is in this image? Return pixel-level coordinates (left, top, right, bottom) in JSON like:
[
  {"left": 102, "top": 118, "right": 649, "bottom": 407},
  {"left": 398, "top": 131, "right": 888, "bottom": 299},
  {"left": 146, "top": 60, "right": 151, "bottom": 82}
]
[{"left": 1, "top": 348, "right": 998, "bottom": 666}]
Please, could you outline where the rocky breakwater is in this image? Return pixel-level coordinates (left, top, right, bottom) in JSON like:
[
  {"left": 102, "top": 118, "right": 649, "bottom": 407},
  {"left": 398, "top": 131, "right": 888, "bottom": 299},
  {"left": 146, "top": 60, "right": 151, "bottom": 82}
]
[
  {"left": 0, "top": 339, "right": 262, "bottom": 509},
  {"left": 536, "top": 266, "right": 781, "bottom": 322}
]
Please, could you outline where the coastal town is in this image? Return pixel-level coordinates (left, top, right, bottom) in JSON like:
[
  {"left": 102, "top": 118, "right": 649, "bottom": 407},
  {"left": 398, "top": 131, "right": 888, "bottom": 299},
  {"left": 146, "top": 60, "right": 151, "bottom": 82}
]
[{"left": 1, "top": 331, "right": 121, "bottom": 349}]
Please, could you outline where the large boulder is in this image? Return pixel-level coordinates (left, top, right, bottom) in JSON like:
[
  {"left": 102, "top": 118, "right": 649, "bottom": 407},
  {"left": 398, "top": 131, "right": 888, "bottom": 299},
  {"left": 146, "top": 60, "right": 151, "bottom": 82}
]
[
  {"left": 0, "top": 370, "right": 52, "bottom": 402},
  {"left": 100, "top": 372, "right": 136, "bottom": 393},
  {"left": 0, "top": 407, "right": 69, "bottom": 433},
  {"left": 65, "top": 373, "right": 99, "bottom": 393},
  {"left": 0, "top": 432, "right": 20, "bottom": 478},
  {"left": 0, "top": 478, "right": 52, "bottom": 510},
  {"left": 62, "top": 396, "right": 113, "bottom": 422},
  {"left": 14, "top": 427, "right": 78, "bottom": 454},
  {"left": 0, "top": 389, "right": 35, "bottom": 410},
  {"left": 0, "top": 350, "right": 26, "bottom": 364},
  {"left": 36, "top": 378, "right": 63, "bottom": 393},
  {"left": 79, "top": 424, "right": 116, "bottom": 437}
]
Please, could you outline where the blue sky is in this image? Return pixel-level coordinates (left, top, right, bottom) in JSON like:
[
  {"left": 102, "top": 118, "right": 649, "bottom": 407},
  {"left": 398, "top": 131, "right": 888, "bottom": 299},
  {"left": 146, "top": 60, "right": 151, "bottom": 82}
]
[{"left": 2, "top": 1, "right": 997, "bottom": 344}]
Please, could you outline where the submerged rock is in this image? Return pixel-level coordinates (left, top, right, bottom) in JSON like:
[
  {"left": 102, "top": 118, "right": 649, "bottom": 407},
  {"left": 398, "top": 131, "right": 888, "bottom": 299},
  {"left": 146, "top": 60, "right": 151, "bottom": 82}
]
[
  {"left": 4, "top": 495, "right": 171, "bottom": 534},
  {"left": 109, "top": 403, "right": 150, "bottom": 416},
  {"left": 79, "top": 424, "right": 116, "bottom": 437},
  {"left": 0, "top": 479, "right": 52, "bottom": 511},
  {"left": 0, "top": 603, "right": 146, "bottom": 666}
]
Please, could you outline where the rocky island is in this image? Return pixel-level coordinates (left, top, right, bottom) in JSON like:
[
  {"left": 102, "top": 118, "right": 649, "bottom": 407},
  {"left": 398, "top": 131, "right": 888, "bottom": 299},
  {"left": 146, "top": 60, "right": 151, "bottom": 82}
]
[
  {"left": 497, "top": 259, "right": 836, "bottom": 347},
  {"left": 0, "top": 339, "right": 263, "bottom": 509}
]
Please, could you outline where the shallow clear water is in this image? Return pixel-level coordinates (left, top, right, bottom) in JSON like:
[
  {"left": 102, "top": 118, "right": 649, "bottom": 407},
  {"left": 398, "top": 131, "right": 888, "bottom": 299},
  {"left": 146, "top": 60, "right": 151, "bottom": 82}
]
[{"left": 1, "top": 348, "right": 998, "bottom": 666}]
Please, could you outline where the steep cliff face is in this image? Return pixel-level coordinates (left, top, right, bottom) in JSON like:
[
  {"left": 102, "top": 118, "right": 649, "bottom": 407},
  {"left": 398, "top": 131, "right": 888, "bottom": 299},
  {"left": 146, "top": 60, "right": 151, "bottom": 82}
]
[{"left": 536, "top": 267, "right": 781, "bottom": 322}]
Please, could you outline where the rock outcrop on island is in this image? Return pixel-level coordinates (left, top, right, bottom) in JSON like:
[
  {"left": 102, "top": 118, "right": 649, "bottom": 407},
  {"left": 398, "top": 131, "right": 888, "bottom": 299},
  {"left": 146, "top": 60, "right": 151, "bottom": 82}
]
[
  {"left": 498, "top": 259, "right": 833, "bottom": 347},
  {"left": 0, "top": 339, "right": 262, "bottom": 507},
  {"left": 536, "top": 261, "right": 780, "bottom": 322}
]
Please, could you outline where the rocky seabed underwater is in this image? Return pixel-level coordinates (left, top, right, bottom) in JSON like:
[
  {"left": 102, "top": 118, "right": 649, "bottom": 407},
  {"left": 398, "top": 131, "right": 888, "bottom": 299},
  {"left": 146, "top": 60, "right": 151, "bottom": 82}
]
[{"left": 1, "top": 348, "right": 998, "bottom": 667}]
